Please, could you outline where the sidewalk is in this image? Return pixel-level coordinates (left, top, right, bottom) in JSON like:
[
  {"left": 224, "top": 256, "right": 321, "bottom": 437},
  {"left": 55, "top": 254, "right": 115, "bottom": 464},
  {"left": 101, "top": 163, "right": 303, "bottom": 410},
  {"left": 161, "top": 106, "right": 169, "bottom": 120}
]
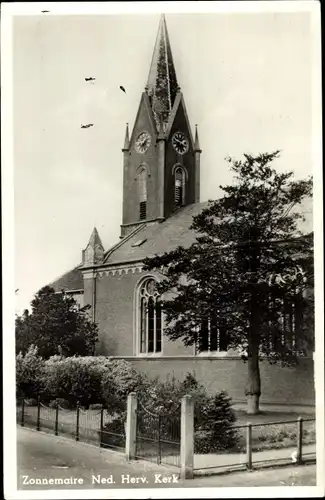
[
  {"left": 194, "top": 443, "right": 316, "bottom": 475},
  {"left": 16, "top": 426, "right": 317, "bottom": 490}
]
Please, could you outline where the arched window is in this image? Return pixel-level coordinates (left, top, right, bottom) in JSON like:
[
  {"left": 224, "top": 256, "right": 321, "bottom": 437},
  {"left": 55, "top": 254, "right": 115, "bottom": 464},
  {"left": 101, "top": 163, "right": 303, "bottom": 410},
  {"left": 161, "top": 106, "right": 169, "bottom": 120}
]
[
  {"left": 174, "top": 167, "right": 186, "bottom": 206},
  {"left": 139, "top": 278, "right": 162, "bottom": 354},
  {"left": 138, "top": 168, "right": 147, "bottom": 220}
]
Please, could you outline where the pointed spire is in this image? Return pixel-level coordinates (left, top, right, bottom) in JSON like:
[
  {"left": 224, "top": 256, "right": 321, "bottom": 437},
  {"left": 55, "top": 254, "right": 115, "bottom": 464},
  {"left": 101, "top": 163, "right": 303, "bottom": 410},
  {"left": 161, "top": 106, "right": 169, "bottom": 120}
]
[
  {"left": 83, "top": 227, "right": 104, "bottom": 266},
  {"left": 88, "top": 227, "right": 104, "bottom": 249},
  {"left": 147, "top": 14, "right": 178, "bottom": 130},
  {"left": 194, "top": 124, "right": 201, "bottom": 152},
  {"left": 122, "top": 122, "right": 130, "bottom": 151}
]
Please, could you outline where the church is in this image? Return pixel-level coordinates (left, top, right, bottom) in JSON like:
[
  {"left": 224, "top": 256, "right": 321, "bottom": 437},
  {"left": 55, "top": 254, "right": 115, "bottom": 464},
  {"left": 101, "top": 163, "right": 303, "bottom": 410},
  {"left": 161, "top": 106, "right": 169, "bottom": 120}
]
[{"left": 51, "top": 15, "right": 314, "bottom": 410}]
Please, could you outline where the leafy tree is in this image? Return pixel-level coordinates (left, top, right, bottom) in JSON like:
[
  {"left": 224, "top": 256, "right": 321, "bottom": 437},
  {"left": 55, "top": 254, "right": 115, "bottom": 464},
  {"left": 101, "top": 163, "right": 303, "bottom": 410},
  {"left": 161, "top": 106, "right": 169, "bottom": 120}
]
[
  {"left": 16, "top": 345, "right": 45, "bottom": 398},
  {"left": 15, "top": 309, "right": 33, "bottom": 356},
  {"left": 15, "top": 286, "right": 98, "bottom": 358},
  {"left": 144, "top": 152, "right": 314, "bottom": 414}
]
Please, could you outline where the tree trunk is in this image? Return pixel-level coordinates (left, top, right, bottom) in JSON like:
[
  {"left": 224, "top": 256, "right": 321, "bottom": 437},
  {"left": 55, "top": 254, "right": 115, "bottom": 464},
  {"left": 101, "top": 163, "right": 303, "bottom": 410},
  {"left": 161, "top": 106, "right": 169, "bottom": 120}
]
[{"left": 246, "top": 342, "right": 261, "bottom": 414}]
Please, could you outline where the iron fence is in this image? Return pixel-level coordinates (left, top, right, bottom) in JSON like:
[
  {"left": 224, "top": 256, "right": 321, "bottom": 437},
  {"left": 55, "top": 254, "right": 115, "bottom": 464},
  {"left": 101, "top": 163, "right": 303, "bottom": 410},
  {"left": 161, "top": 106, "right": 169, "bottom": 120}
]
[
  {"left": 16, "top": 398, "right": 126, "bottom": 452},
  {"left": 135, "top": 399, "right": 181, "bottom": 467},
  {"left": 193, "top": 416, "right": 316, "bottom": 474},
  {"left": 17, "top": 397, "right": 316, "bottom": 477}
]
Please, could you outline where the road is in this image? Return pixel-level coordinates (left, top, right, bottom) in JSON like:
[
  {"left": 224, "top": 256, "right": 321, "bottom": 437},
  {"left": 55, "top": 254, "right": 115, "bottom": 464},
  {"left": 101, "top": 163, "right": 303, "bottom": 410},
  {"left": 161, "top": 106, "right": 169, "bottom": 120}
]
[{"left": 16, "top": 427, "right": 316, "bottom": 490}]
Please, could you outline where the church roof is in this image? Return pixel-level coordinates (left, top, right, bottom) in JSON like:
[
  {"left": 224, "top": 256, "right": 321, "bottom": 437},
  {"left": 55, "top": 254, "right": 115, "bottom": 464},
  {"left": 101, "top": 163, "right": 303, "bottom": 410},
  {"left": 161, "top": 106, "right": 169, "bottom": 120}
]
[
  {"left": 146, "top": 14, "right": 179, "bottom": 130},
  {"left": 50, "top": 265, "right": 83, "bottom": 293},
  {"left": 105, "top": 202, "right": 209, "bottom": 265},
  {"left": 103, "top": 198, "right": 313, "bottom": 266},
  {"left": 48, "top": 197, "right": 313, "bottom": 292}
]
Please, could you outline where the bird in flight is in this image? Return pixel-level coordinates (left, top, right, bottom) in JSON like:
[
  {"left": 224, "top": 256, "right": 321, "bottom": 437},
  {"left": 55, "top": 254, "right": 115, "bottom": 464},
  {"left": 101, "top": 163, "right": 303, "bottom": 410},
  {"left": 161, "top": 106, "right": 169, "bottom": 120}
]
[
  {"left": 119, "top": 86, "right": 126, "bottom": 94},
  {"left": 41, "top": 10, "right": 50, "bottom": 13},
  {"left": 85, "top": 77, "right": 96, "bottom": 82},
  {"left": 15, "top": 289, "right": 19, "bottom": 294},
  {"left": 81, "top": 124, "right": 94, "bottom": 129}
]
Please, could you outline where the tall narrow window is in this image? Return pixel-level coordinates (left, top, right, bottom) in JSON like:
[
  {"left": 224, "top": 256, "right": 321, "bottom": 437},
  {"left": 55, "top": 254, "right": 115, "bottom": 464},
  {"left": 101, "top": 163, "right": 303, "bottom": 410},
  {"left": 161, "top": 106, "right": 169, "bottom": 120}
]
[
  {"left": 269, "top": 293, "right": 303, "bottom": 353},
  {"left": 196, "top": 313, "right": 228, "bottom": 353},
  {"left": 174, "top": 167, "right": 185, "bottom": 206},
  {"left": 139, "top": 278, "right": 162, "bottom": 354},
  {"left": 138, "top": 168, "right": 147, "bottom": 220}
]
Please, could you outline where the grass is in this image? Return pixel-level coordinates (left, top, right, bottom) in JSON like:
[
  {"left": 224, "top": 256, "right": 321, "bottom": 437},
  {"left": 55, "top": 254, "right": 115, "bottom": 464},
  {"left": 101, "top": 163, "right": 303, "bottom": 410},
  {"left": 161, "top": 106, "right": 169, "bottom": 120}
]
[{"left": 233, "top": 410, "right": 316, "bottom": 453}]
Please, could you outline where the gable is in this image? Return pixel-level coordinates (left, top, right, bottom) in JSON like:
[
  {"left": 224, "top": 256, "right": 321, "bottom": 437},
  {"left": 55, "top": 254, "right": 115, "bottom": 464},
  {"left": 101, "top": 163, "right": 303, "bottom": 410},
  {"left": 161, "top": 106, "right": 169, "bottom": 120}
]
[
  {"left": 166, "top": 93, "right": 194, "bottom": 148},
  {"left": 129, "top": 92, "right": 157, "bottom": 147}
]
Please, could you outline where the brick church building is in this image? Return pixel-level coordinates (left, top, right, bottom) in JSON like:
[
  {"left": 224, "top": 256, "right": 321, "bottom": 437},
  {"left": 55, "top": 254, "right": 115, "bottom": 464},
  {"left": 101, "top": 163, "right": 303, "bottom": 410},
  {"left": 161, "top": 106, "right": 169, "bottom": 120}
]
[{"left": 51, "top": 15, "right": 314, "bottom": 409}]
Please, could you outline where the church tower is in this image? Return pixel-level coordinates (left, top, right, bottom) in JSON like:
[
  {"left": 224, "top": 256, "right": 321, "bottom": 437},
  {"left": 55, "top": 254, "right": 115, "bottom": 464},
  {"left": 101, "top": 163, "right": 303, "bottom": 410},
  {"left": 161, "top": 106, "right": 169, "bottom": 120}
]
[{"left": 120, "top": 14, "right": 201, "bottom": 238}]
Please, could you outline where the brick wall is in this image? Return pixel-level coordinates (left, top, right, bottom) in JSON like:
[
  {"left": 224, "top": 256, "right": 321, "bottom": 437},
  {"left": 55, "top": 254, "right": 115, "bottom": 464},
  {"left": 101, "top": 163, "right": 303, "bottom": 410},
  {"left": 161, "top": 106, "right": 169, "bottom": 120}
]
[
  {"left": 87, "top": 269, "right": 314, "bottom": 406},
  {"left": 122, "top": 93, "right": 160, "bottom": 227},
  {"left": 121, "top": 356, "right": 315, "bottom": 406},
  {"left": 94, "top": 271, "right": 138, "bottom": 356},
  {"left": 164, "top": 100, "right": 196, "bottom": 218},
  {"left": 92, "top": 269, "right": 193, "bottom": 357}
]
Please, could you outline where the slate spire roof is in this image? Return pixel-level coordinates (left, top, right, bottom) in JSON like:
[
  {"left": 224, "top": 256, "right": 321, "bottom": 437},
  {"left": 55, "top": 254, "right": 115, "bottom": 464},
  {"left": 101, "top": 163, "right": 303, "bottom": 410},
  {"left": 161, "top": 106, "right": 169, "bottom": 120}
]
[
  {"left": 146, "top": 14, "right": 179, "bottom": 130},
  {"left": 87, "top": 227, "right": 104, "bottom": 249}
]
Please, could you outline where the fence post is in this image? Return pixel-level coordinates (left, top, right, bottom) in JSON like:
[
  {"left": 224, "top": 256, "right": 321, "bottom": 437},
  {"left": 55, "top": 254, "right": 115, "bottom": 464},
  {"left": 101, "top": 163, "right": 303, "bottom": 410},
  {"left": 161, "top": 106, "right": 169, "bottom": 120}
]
[
  {"left": 180, "top": 394, "right": 194, "bottom": 480},
  {"left": 125, "top": 392, "right": 138, "bottom": 460},
  {"left": 157, "top": 414, "right": 161, "bottom": 465},
  {"left": 246, "top": 422, "right": 253, "bottom": 470},
  {"left": 296, "top": 416, "right": 303, "bottom": 464},
  {"left": 37, "top": 395, "right": 41, "bottom": 431},
  {"left": 76, "top": 401, "right": 80, "bottom": 441},
  {"left": 21, "top": 398, "right": 25, "bottom": 427},
  {"left": 100, "top": 405, "right": 104, "bottom": 448},
  {"left": 55, "top": 400, "right": 59, "bottom": 436}
]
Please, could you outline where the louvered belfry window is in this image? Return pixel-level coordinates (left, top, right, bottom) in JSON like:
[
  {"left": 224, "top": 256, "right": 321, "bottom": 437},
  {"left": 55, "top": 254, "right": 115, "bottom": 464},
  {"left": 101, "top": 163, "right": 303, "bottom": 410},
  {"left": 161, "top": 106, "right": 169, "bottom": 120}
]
[
  {"left": 138, "top": 168, "right": 147, "bottom": 220},
  {"left": 139, "top": 278, "right": 162, "bottom": 354},
  {"left": 175, "top": 167, "right": 185, "bottom": 205},
  {"left": 139, "top": 201, "right": 147, "bottom": 220}
]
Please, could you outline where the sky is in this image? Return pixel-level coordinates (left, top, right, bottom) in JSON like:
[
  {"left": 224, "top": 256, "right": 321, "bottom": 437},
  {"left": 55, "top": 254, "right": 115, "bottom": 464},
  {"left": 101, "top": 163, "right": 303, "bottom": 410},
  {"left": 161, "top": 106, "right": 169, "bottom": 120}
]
[{"left": 12, "top": 5, "right": 317, "bottom": 314}]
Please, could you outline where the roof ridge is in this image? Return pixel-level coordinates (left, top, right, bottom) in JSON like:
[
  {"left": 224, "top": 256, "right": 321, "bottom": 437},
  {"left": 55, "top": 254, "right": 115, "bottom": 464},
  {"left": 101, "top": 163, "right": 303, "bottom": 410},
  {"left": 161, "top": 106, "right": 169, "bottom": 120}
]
[{"left": 103, "top": 223, "right": 147, "bottom": 264}]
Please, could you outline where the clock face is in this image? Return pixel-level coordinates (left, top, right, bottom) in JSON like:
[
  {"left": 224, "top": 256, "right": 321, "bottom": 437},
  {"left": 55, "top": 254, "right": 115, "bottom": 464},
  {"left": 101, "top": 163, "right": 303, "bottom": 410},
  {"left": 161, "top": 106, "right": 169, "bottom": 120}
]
[
  {"left": 172, "top": 131, "right": 189, "bottom": 155},
  {"left": 135, "top": 131, "right": 151, "bottom": 153}
]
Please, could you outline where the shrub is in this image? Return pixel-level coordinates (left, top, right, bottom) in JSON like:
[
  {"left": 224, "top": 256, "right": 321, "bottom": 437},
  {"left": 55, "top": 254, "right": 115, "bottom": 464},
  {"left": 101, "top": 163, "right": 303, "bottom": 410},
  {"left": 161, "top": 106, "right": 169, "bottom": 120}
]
[
  {"left": 129, "top": 371, "right": 239, "bottom": 454},
  {"left": 101, "top": 359, "right": 147, "bottom": 415},
  {"left": 42, "top": 356, "right": 112, "bottom": 408},
  {"left": 16, "top": 345, "right": 45, "bottom": 398}
]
